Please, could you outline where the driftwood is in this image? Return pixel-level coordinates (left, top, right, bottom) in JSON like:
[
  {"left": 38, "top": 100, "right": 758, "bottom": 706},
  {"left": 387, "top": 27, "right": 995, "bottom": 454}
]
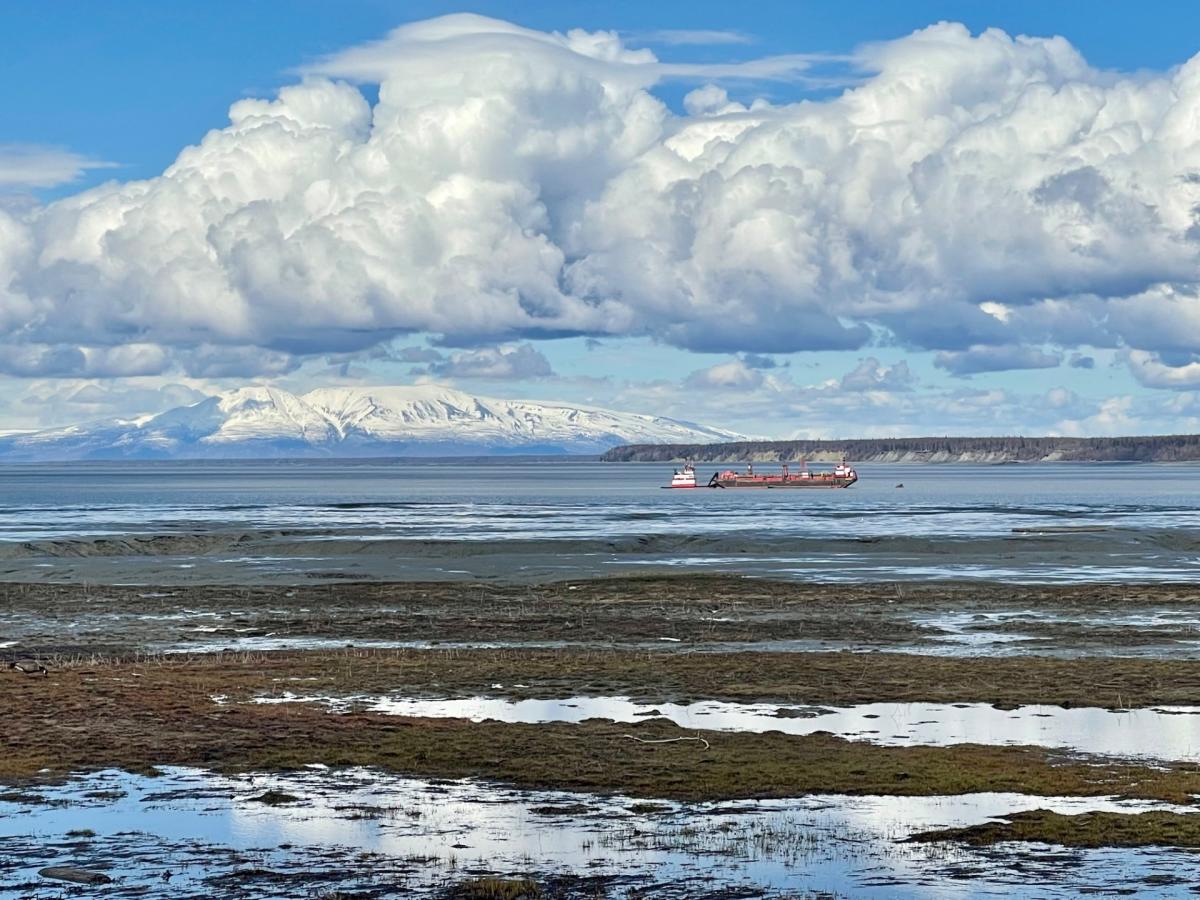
[
  {"left": 39, "top": 867, "right": 112, "bottom": 885},
  {"left": 622, "top": 734, "right": 710, "bottom": 750}
]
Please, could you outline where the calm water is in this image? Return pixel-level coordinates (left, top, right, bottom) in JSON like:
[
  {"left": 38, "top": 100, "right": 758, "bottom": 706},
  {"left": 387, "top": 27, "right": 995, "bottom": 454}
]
[
  {"left": 258, "top": 692, "right": 1200, "bottom": 762},
  {"left": 0, "top": 458, "right": 1197, "bottom": 582},
  {"left": 2, "top": 767, "right": 1194, "bottom": 898}
]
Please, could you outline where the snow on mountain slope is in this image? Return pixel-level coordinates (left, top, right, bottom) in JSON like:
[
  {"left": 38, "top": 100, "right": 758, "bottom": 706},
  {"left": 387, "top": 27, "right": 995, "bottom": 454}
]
[
  {"left": 202, "top": 387, "right": 341, "bottom": 444},
  {"left": 0, "top": 385, "right": 741, "bottom": 459},
  {"left": 303, "top": 385, "right": 738, "bottom": 448}
]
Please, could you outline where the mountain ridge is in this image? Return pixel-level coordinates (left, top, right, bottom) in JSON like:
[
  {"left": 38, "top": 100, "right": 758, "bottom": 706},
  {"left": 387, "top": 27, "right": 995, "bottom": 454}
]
[{"left": 0, "top": 385, "right": 742, "bottom": 460}]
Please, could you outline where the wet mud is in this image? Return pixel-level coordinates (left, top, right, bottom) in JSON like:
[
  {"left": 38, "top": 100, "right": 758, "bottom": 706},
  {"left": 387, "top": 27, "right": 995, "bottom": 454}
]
[
  {"left": 4, "top": 768, "right": 1198, "bottom": 899},
  {"left": 2, "top": 520, "right": 1200, "bottom": 584},
  {"left": 5, "top": 575, "right": 1200, "bottom": 895},
  {"left": 3, "top": 576, "right": 1200, "bottom": 658}
]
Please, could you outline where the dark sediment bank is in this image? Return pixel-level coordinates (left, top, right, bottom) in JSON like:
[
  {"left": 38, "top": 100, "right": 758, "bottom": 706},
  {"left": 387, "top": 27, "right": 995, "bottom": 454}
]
[
  {"left": 1, "top": 520, "right": 1196, "bottom": 586},
  {"left": 4, "top": 576, "right": 1200, "bottom": 657},
  {"left": 4, "top": 526, "right": 1197, "bottom": 563}
]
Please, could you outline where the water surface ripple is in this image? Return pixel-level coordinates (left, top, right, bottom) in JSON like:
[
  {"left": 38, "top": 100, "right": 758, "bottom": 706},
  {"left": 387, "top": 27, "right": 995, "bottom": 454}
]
[{"left": 0, "top": 459, "right": 1196, "bottom": 582}]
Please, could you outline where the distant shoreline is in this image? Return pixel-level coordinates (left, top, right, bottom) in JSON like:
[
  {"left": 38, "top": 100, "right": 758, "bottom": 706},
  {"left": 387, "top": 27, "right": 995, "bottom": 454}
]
[{"left": 600, "top": 434, "right": 1200, "bottom": 464}]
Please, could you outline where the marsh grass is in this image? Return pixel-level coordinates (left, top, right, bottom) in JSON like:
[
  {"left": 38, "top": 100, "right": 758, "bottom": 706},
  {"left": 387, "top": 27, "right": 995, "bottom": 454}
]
[
  {"left": 451, "top": 877, "right": 542, "bottom": 899},
  {"left": 911, "top": 809, "right": 1200, "bottom": 848},
  {"left": 20, "top": 644, "right": 1200, "bottom": 710},
  {"left": 248, "top": 790, "right": 301, "bottom": 806},
  {"left": 600, "top": 815, "right": 880, "bottom": 866},
  {"left": 6, "top": 653, "right": 1200, "bottom": 803}
]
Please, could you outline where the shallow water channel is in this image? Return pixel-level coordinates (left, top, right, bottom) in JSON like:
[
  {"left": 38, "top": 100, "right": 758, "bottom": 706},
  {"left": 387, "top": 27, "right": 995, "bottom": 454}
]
[
  {"left": 1, "top": 767, "right": 1197, "bottom": 898},
  {"left": 250, "top": 693, "right": 1200, "bottom": 763}
]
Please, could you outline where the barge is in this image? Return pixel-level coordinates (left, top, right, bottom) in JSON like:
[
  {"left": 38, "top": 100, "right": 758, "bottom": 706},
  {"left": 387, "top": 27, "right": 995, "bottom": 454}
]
[
  {"left": 710, "top": 458, "right": 857, "bottom": 488},
  {"left": 664, "top": 459, "right": 858, "bottom": 489}
]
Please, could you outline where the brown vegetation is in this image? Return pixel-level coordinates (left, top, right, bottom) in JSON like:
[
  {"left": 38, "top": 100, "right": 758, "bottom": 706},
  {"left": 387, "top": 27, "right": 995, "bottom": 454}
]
[
  {"left": 6, "top": 576, "right": 1200, "bottom": 656},
  {"left": 20, "top": 645, "right": 1200, "bottom": 709},
  {"left": 5, "top": 652, "right": 1200, "bottom": 803},
  {"left": 911, "top": 809, "right": 1200, "bottom": 848}
]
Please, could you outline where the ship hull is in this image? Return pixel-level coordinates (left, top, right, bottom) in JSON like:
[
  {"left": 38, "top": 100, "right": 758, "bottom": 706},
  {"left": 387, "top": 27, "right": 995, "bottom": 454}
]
[
  {"left": 713, "top": 476, "right": 857, "bottom": 489},
  {"left": 766, "top": 478, "right": 857, "bottom": 488},
  {"left": 704, "top": 460, "right": 858, "bottom": 490}
]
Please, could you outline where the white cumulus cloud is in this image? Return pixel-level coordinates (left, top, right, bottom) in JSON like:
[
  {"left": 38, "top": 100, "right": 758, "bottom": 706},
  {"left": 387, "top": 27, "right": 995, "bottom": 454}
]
[
  {"left": 935, "top": 345, "right": 1063, "bottom": 375},
  {"left": 684, "top": 358, "right": 767, "bottom": 390},
  {"left": 1126, "top": 349, "right": 1200, "bottom": 389},
  {"left": 2, "top": 15, "right": 1200, "bottom": 382},
  {"left": 840, "top": 357, "right": 915, "bottom": 391},
  {"left": 426, "top": 342, "right": 554, "bottom": 379}
]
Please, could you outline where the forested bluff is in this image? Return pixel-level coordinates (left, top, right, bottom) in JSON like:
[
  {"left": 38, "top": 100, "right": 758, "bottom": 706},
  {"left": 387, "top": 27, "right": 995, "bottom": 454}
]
[{"left": 600, "top": 435, "right": 1200, "bottom": 463}]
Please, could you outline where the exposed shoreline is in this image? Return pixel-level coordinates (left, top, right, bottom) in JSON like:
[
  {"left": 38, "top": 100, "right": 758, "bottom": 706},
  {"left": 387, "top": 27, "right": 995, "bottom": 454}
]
[
  {"left": 4, "top": 576, "right": 1200, "bottom": 657},
  {"left": 8, "top": 649, "right": 1200, "bottom": 806},
  {"left": 6, "top": 573, "right": 1200, "bottom": 877}
]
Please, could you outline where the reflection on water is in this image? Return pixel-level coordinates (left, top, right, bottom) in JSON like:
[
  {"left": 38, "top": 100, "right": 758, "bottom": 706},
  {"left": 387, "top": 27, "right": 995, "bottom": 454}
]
[
  {"left": 247, "top": 693, "right": 1200, "bottom": 763},
  {"left": 0, "top": 768, "right": 1195, "bottom": 898}
]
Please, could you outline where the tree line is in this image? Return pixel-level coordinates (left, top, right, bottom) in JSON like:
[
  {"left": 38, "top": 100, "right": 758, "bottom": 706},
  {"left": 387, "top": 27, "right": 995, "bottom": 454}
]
[{"left": 600, "top": 434, "right": 1200, "bottom": 463}]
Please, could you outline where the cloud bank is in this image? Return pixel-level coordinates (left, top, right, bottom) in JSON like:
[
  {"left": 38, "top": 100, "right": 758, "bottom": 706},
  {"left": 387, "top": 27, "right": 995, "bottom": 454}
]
[{"left": 2, "top": 14, "right": 1200, "bottom": 383}]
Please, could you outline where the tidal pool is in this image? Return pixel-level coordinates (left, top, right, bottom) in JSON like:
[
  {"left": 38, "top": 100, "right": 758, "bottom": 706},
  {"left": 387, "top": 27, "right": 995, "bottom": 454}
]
[
  {"left": 251, "top": 693, "right": 1200, "bottom": 763},
  {"left": 917, "top": 608, "right": 1200, "bottom": 652},
  {"left": 0, "top": 768, "right": 1196, "bottom": 898}
]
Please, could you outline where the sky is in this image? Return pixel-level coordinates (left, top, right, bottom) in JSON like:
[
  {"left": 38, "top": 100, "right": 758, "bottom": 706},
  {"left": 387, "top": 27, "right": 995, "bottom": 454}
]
[{"left": 3, "top": 1, "right": 1200, "bottom": 439}]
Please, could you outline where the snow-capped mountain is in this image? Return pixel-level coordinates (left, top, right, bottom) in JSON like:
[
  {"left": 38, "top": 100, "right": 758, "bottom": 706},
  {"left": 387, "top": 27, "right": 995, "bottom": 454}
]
[{"left": 0, "top": 385, "right": 742, "bottom": 459}]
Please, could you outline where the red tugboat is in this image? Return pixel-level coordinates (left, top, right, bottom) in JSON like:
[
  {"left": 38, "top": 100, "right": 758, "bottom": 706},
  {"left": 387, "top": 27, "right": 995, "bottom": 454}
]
[{"left": 707, "top": 457, "right": 857, "bottom": 489}]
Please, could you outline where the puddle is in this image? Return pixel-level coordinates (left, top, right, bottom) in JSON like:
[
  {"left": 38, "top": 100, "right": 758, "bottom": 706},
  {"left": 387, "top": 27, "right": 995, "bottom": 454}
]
[
  {"left": 0, "top": 768, "right": 1195, "bottom": 898},
  {"left": 920, "top": 608, "right": 1200, "bottom": 651},
  {"left": 617, "top": 556, "right": 1200, "bottom": 584},
  {"left": 920, "top": 610, "right": 1049, "bottom": 648},
  {"left": 248, "top": 694, "right": 1200, "bottom": 763}
]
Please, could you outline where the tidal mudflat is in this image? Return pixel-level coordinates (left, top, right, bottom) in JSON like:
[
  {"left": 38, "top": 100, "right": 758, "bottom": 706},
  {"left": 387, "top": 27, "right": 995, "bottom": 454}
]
[
  {"left": 6, "top": 577, "right": 1200, "bottom": 658},
  {"left": 4, "top": 768, "right": 1198, "bottom": 898},
  {"left": 4, "top": 575, "right": 1200, "bottom": 896}
]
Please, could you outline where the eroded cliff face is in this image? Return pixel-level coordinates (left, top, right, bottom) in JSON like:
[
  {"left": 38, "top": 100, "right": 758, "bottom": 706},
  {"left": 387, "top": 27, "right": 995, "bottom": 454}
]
[{"left": 601, "top": 436, "right": 1200, "bottom": 464}]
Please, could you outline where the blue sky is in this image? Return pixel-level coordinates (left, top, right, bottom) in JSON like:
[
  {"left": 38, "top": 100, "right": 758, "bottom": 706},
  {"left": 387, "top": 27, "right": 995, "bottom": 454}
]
[
  {"left": 2, "top": 2, "right": 1200, "bottom": 437},
  {"left": 8, "top": 2, "right": 1200, "bottom": 191}
]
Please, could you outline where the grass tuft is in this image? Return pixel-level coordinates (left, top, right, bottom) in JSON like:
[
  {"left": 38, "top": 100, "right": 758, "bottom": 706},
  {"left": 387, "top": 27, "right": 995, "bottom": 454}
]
[{"left": 451, "top": 877, "right": 541, "bottom": 899}]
